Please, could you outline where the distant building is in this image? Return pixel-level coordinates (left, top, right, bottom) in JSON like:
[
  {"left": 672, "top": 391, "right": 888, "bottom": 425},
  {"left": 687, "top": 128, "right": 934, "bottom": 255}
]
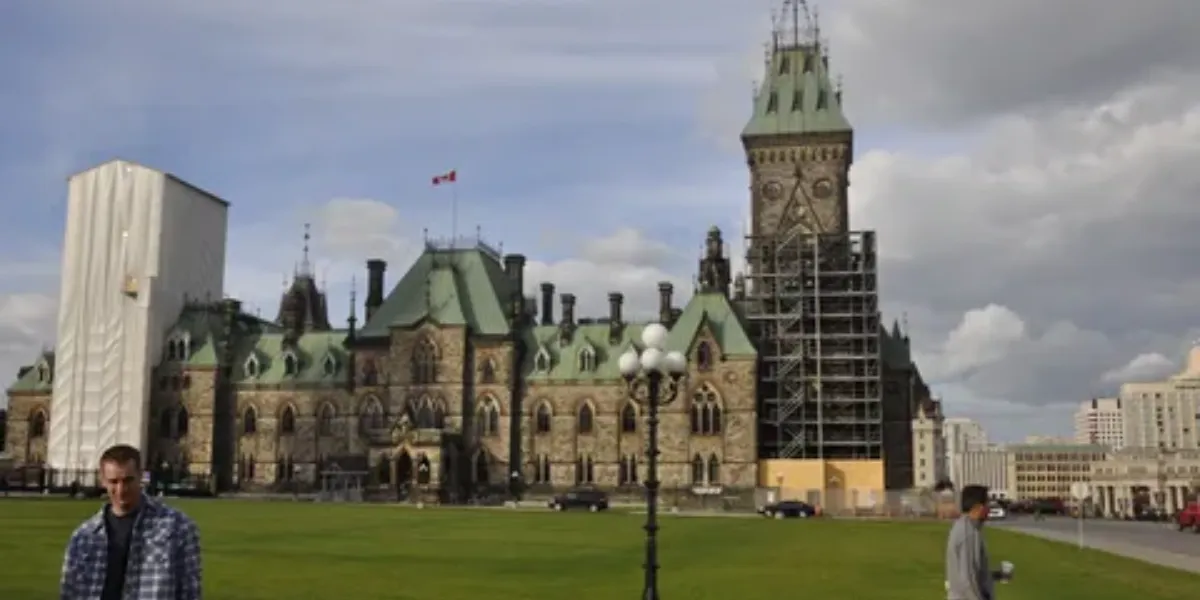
[
  {"left": 1119, "top": 344, "right": 1200, "bottom": 450},
  {"left": 1091, "top": 447, "right": 1200, "bottom": 517},
  {"left": 1074, "top": 397, "right": 1124, "bottom": 447},
  {"left": 1007, "top": 443, "right": 1107, "bottom": 502},
  {"left": 943, "top": 418, "right": 988, "bottom": 487},
  {"left": 959, "top": 447, "right": 1010, "bottom": 500},
  {"left": 0, "top": 407, "right": 6, "bottom": 452},
  {"left": 911, "top": 397, "right": 945, "bottom": 488},
  {"left": 1023, "top": 435, "right": 1073, "bottom": 445}
]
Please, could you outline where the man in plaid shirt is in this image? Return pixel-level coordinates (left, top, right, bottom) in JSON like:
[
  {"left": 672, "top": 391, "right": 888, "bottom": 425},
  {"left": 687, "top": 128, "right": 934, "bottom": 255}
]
[{"left": 60, "top": 444, "right": 202, "bottom": 600}]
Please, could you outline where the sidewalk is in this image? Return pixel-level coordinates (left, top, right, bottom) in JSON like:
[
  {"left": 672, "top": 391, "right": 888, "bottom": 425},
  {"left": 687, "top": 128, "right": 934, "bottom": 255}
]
[{"left": 1005, "top": 525, "right": 1200, "bottom": 574}]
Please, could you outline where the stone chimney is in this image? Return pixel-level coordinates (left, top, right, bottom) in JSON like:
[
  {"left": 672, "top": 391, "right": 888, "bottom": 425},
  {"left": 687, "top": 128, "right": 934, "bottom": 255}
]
[
  {"left": 540, "top": 282, "right": 555, "bottom": 325},
  {"left": 658, "top": 281, "right": 673, "bottom": 325},
  {"left": 608, "top": 292, "right": 623, "bottom": 324},
  {"left": 365, "top": 259, "right": 387, "bottom": 321},
  {"left": 560, "top": 293, "right": 576, "bottom": 327},
  {"left": 503, "top": 254, "right": 526, "bottom": 318}
]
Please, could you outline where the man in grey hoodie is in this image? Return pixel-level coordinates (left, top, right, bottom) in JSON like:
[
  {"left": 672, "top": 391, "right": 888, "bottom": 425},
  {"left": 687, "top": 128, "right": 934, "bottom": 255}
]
[{"left": 946, "top": 485, "right": 1007, "bottom": 600}]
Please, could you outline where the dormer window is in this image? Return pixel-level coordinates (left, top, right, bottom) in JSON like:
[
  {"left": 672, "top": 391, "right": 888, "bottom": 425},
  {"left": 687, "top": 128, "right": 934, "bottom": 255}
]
[
  {"left": 766, "top": 91, "right": 778, "bottom": 113},
  {"left": 577, "top": 346, "right": 596, "bottom": 372},
  {"left": 282, "top": 352, "right": 299, "bottom": 377},
  {"left": 36, "top": 363, "right": 50, "bottom": 384},
  {"left": 244, "top": 355, "right": 261, "bottom": 378},
  {"left": 816, "top": 89, "right": 828, "bottom": 110},
  {"left": 166, "top": 332, "right": 191, "bottom": 362},
  {"left": 322, "top": 354, "right": 338, "bottom": 377},
  {"left": 481, "top": 359, "right": 497, "bottom": 384},
  {"left": 696, "top": 342, "right": 713, "bottom": 372},
  {"left": 534, "top": 347, "right": 552, "bottom": 373}
]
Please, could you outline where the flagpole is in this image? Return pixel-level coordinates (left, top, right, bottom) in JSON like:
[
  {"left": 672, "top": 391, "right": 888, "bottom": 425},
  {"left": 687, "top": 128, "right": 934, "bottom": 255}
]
[{"left": 451, "top": 181, "right": 458, "bottom": 243}]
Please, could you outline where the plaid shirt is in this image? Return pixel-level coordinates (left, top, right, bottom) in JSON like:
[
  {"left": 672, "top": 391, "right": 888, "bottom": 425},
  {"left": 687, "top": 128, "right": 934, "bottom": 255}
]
[{"left": 60, "top": 495, "right": 202, "bottom": 600}]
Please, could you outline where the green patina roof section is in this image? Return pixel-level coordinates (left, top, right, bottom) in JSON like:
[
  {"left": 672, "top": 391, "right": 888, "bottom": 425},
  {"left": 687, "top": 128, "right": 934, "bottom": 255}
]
[
  {"left": 522, "top": 292, "right": 756, "bottom": 381},
  {"left": 359, "top": 247, "right": 514, "bottom": 338},
  {"left": 665, "top": 292, "right": 755, "bottom": 358},
  {"left": 8, "top": 352, "right": 54, "bottom": 393},
  {"left": 232, "top": 330, "right": 349, "bottom": 384},
  {"left": 742, "top": 44, "right": 851, "bottom": 137}
]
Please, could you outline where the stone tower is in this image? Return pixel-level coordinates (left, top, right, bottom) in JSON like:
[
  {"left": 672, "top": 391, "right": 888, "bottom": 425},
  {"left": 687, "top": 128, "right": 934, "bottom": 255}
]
[{"left": 741, "top": 4, "right": 852, "bottom": 236}]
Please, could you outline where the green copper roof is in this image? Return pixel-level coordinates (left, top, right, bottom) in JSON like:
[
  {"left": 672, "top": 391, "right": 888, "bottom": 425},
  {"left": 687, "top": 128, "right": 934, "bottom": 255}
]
[
  {"left": 358, "top": 246, "right": 515, "bottom": 338},
  {"left": 233, "top": 331, "right": 348, "bottom": 384},
  {"left": 521, "top": 291, "right": 756, "bottom": 382},
  {"left": 742, "top": 44, "right": 851, "bottom": 137},
  {"left": 8, "top": 352, "right": 54, "bottom": 393},
  {"left": 666, "top": 292, "right": 755, "bottom": 358}
]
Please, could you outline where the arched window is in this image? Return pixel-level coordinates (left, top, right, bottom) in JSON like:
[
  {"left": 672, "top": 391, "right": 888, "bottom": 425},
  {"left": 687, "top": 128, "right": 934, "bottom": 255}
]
[
  {"left": 245, "top": 355, "right": 261, "bottom": 378},
  {"left": 619, "top": 455, "right": 639, "bottom": 485},
  {"left": 360, "top": 396, "right": 385, "bottom": 430},
  {"left": 322, "top": 355, "right": 338, "bottom": 377},
  {"left": 36, "top": 363, "right": 50, "bottom": 384},
  {"left": 181, "top": 374, "right": 191, "bottom": 390},
  {"left": 158, "top": 410, "right": 173, "bottom": 438},
  {"left": 534, "top": 455, "right": 551, "bottom": 484},
  {"left": 690, "top": 385, "right": 722, "bottom": 436},
  {"left": 691, "top": 454, "right": 705, "bottom": 485},
  {"left": 577, "top": 403, "right": 594, "bottom": 434},
  {"left": 534, "top": 347, "right": 551, "bottom": 373},
  {"left": 477, "top": 397, "right": 501, "bottom": 437},
  {"left": 480, "top": 359, "right": 497, "bottom": 384},
  {"left": 416, "top": 454, "right": 432, "bottom": 485},
  {"left": 412, "top": 337, "right": 438, "bottom": 384},
  {"left": 29, "top": 409, "right": 47, "bottom": 438},
  {"left": 473, "top": 451, "right": 489, "bottom": 484},
  {"left": 535, "top": 403, "right": 552, "bottom": 434},
  {"left": 242, "top": 407, "right": 257, "bottom": 435},
  {"left": 574, "top": 455, "right": 594, "bottom": 484},
  {"left": 620, "top": 403, "right": 637, "bottom": 433},
  {"left": 282, "top": 352, "right": 299, "bottom": 377},
  {"left": 577, "top": 346, "right": 596, "bottom": 372},
  {"left": 176, "top": 407, "right": 190, "bottom": 437},
  {"left": 318, "top": 403, "right": 336, "bottom": 437},
  {"left": 280, "top": 406, "right": 296, "bottom": 435},
  {"left": 707, "top": 453, "right": 721, "bottom": 485},
  {"left": 696, "top": 342, "right": 713, "bottom": 371}
]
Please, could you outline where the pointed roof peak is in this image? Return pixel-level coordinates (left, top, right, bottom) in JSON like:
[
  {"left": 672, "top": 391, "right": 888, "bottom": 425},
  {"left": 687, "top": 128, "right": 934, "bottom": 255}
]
[{"left": 743, "top": 0, "right": 850, "bottom": 139}]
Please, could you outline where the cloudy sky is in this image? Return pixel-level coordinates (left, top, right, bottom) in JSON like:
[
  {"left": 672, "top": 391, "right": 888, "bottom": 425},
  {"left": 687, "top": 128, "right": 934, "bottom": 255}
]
[{"left": 2, "top": 0, "right": 1198, "bottom": 441}]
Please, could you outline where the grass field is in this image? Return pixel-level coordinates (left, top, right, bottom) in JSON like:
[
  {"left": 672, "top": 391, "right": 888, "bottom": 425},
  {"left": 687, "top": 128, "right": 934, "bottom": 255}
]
[{"left": 0, "top": 499, "right": 1195, "bottom": 599}]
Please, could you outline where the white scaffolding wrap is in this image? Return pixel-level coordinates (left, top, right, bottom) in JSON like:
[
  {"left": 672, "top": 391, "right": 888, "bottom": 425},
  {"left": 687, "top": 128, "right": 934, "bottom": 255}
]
[{"left": 49, "top": 160, "right": 228, "bottom": 477}]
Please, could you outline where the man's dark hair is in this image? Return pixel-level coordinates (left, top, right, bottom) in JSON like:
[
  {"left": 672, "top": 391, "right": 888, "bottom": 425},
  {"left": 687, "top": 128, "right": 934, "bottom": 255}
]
[
  {"left": 960, "top": 485, "right": 989, "bottom": 512},
  {"left": 99, "top": 444, "right": 142, "bottom": 470}
]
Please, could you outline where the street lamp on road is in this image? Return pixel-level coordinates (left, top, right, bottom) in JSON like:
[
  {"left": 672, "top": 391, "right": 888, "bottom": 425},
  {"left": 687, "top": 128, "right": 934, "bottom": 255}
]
[{"left": 618, "top": 323, "right": 687, "bottom": 600}]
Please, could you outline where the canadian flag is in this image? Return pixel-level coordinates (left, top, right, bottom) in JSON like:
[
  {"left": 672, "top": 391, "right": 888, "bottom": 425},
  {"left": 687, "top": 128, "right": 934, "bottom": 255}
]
[{"left": 431, "top": 170, "right": 457, "bottom": 185}]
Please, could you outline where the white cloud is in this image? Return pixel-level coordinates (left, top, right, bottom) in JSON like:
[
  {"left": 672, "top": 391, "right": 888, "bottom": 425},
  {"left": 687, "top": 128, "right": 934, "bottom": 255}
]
[{"left": 1102, "top": 353, "right": 1177, "bottom": 383}]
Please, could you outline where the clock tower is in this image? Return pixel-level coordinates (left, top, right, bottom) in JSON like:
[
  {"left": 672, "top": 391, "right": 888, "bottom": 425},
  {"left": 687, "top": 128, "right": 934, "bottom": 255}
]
[{"left": 742, "top": 7, "right": 852, "bottom": 236}]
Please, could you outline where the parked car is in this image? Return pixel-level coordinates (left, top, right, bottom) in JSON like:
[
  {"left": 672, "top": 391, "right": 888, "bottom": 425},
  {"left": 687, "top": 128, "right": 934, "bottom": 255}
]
[
  {"left": 758, "top": 500, "right": 817, "bottom": 519},
  {"left": 988, "top": 503, "right": 1007, "bottom": 520},
  {"left": 1175, "top": 502, "right": 1200, "bottom": 532},
  {"left": 548, "top": 488, "right": 609, "bottom": 512}
]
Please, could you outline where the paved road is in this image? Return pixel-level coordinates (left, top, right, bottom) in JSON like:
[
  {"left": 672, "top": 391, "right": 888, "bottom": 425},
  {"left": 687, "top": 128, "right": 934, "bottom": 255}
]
[{"left": 993, "top": 516, "right": 1200, "bottom": 573}]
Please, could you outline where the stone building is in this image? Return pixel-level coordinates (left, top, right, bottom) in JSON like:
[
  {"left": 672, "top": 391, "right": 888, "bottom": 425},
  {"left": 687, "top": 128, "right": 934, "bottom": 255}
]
[{"left": 4, "top": 228, "right": 758, "bottom": 499}]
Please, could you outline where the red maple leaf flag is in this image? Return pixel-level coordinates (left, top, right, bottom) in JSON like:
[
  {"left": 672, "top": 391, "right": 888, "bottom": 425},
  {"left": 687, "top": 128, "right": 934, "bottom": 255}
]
[{"left": 431, "top": 170, "right": 457, "bottom": 185}]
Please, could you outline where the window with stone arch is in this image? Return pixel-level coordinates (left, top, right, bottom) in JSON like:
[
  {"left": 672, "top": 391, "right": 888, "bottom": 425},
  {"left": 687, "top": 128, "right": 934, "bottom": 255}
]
[
  {"left": 412, "top": 396, "right": 445, "bottom": 429},
  {"left": 29, "top": 408, "right": 47, "bottom": 438},
  {"left": 360, "top": 396, "right": 385, "bottom": 430},
  {"left": 317, "top": 402, "right": 336, "bottom": 437},
  {"left": 690, "top": 454, "right": 705, "bottom": 484},
  {"left": 576, "top": 402, "right": 595, "bottom": 434},
  {"left": 577, "top": 345, "right": 596, "bottom": 372},
  {"left": 411, "top": 337, "right": 438, "bottom": 384},
  {"left": 696, "top": 341, "right": 714, "bottom": 371},
  {"left": 707, "top": 453, "right": 721, "bottom": 485},
  {"left": 282, "top": 351, "right": 299, "bottom": 377},
  {"left": 689, "top": 384, "right": 722, "bottom": 436},
  {"left": 176, "top": 407, "right": 190, "bottom": 437},
  {"left": 620, "top": 402, "right": 637, "bottom": 433},
  {"left": 242, "top": 406, "right": 258, "bottom": 435},
  {"left": 534, "top": 402, "right": 552, "bottom": 434},
  {"left": 279, "top": 405, "right": 297, "bottom": 435},
  {"left": 477, "top": 396, "right": 501, "bottom": 437}
]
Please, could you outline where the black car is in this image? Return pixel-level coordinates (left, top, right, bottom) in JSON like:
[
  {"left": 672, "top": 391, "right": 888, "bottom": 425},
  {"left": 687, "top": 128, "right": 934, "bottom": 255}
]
[
  {"left": 758, "top": 500, "right": 817, "bottom": 519},
  {"left": 548, "top": 488, "right": 609, "bottom": 512}
]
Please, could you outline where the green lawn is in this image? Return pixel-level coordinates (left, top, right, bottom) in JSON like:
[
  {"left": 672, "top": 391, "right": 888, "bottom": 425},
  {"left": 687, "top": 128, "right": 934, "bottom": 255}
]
[{"left": 0, "top": 499, "right": 1193, "bottom": 599}]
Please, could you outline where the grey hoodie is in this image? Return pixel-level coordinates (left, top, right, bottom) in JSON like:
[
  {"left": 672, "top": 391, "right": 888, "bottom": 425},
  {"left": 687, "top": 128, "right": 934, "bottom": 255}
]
[{"left": 945, "top": 515, "right": 994, "bottom": 600}]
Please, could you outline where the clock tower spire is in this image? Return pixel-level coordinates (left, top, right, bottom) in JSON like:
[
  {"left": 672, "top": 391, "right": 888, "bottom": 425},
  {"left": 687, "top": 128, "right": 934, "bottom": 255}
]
[{"left": 742, "top": 0, "right": 852, "bottom": 237}]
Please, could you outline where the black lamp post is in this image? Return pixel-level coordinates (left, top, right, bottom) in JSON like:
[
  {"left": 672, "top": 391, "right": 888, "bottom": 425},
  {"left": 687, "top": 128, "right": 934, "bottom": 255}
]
[{"left": 618, "top": 322, "right": 687, "bottom": 600}]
